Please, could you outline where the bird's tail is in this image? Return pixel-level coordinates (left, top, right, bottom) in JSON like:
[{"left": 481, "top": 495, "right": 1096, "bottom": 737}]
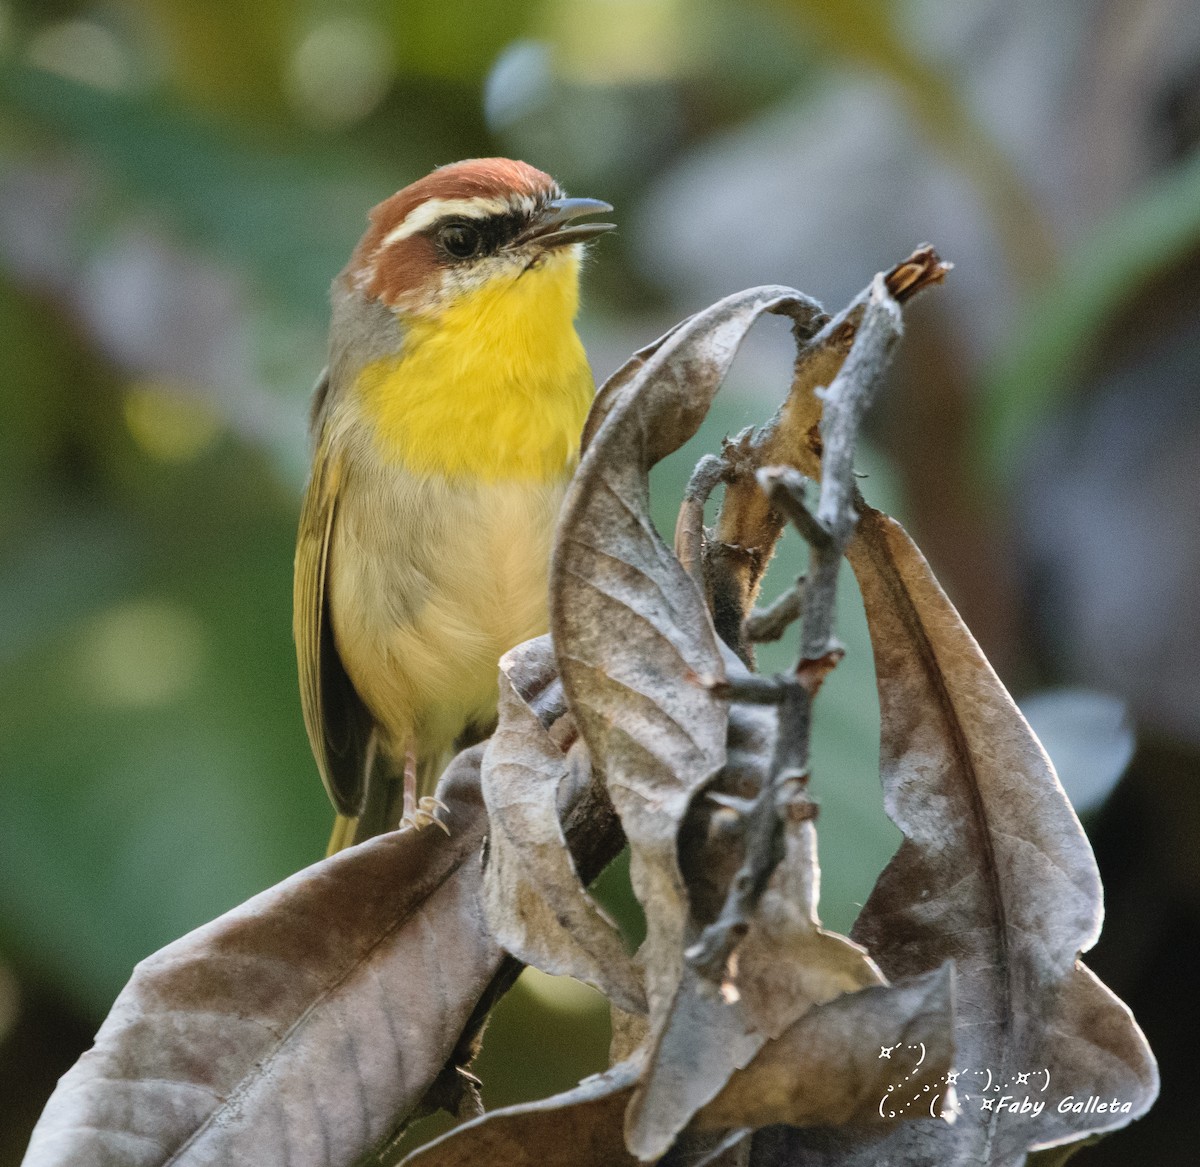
[{"left": 325, "top": 748, "right": 446, "bottom": 856}]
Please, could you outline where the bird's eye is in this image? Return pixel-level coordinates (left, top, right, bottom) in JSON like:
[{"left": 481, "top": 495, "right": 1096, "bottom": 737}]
[{"left": 439, "top": 223, "right": 482, "bottom": 259}]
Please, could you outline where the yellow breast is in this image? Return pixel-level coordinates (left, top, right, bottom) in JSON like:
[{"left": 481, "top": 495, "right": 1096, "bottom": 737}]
[
  {"left": 329, "top": 468, "right": 564, "bottom": 761},
  {"left": 354, "top": 251, "right": 594, "bottom": 481}
]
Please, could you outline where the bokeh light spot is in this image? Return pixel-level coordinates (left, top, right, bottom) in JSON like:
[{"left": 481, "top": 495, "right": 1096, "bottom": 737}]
[
  {"left": 123, "top": 383, "right": 221, "bottom": 464},
  {"left": 25, "top": 18, "right": 134, "bottom": 92},
  {"left": 286, "top": 16, "right": 394, "bottom": 131},
  {"left": 78, "top": 600, "right": 207, "bottom": 708},
  {"left": 551, "top": 0, "right": 695, "bottom": 83},
  {"left": 484, "top": 39, "right": 553, "bottom": 131}
]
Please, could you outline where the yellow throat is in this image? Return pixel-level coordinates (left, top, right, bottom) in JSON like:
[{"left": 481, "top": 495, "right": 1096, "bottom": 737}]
[{"left": 355, "top": 251, "right": 594, "bottom": 481}]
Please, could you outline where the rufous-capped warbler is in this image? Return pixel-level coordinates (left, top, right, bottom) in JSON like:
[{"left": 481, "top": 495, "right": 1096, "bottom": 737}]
[{"left": 294, "top": 158, "right": 613, "bottom": 854}]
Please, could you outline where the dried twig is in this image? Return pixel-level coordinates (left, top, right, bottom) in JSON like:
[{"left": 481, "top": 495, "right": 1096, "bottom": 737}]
[
  {"left": 741, "top": 577, "right": 805, "bottom": 644},
  {"left": 686, "top": 272, "right": 908, "bottom": 983},
  {"left": 704, "top": 247, "right": 950, "bottom": 664}
]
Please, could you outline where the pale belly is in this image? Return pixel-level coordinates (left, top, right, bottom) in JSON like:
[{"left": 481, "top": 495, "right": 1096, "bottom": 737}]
[{"left": 327, "top": 461, "right": 564, "bottom": 763}]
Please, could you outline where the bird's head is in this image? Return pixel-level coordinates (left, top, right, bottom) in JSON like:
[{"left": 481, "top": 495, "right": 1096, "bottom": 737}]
[{"left": 341, "top": 158, "right": 613, "bottom": 319}]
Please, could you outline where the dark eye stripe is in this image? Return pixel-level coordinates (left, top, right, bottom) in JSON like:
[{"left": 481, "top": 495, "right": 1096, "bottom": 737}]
[{"left": 432, "top": 209, "right": 529, "bottom": 256}]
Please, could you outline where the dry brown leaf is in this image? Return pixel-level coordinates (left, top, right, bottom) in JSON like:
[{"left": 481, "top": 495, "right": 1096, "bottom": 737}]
[
  {"left": 624, "top": 964, "right": 764, "bottom": 1160},
  {"left": 400, "top": 1059, "right": 644, "bottom": 1167},
  {"left": 579, "top": 320, "right": 692, "bottom": 454},
  {"left": 551, "top": 286, "right": 826, "bottom": 1044},
  {"left": 697, "top": 964, "right": 954, "bottom": 1131},
  {"left": 481, "top": 638, "right": 645, "bottom": 1014},
  {"left": 559, "top": 287, "right": 944, "bottom": 1161},
  {"left": 627, "top": 826, "right": 891, "bottom": 1160},
  {"left": 486, "top": 632, "right": 566, "bottom": 727},
  {"left": 624, "top": 657, "right": 891, "bottom": 1160},
  {"left": 21, "top": 751, "right": 502, "bottom": 1167},
  {"left": 771, "top": 509, "right": 1158, "bottom": 1165},
  {"left": 732, "top": 759, "right": 885, "bottom": 1042},
  {"left": 610, "top": 1003, "right": 651, "bottom": 1065},
  {"left": 401, "top": 967, "right": 953, "bottom": 1166}
]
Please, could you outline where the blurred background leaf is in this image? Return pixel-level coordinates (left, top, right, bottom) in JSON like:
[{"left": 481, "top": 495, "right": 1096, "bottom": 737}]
[
  {"left": 2, "top": 0, "right": 1198, "bottom": 1163},
  {"left": 982, "top": 145, "right": 1200, "bottom": 477}
]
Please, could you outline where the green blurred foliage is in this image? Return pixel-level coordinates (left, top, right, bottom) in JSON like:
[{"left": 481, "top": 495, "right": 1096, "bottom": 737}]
[
  {"left": 1, "top": 0, "right": 1196, "bottom": 1161},
  {"left": 982, "top": 145, "right": 1200, "bottom": 478},
  {"left": 0, "top": 65, "right": 376, "bottom": 321},
  {"left": 0, "top": 279, "right": 330, "bottom": 1019}
]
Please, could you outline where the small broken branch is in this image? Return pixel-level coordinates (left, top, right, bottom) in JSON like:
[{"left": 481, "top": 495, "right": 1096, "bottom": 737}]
[
  {"left": 757, "top": 470, "right": 831, "bottom": 551},
  {"left": 742, "top": 576, "right": 805, "bottom": 644},
  {"left": 704, "top": 674, "right": 793, "bottom": 704}
]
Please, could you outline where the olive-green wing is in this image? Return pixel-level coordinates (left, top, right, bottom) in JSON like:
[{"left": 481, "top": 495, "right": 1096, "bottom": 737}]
[{"left": 293, "top": 373, "right": 374, "bottom": 816}]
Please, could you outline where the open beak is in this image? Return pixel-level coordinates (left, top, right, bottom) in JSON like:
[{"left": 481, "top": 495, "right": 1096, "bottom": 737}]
[{"left": 513, "top": 197, "right": 616, "bottom": 250}]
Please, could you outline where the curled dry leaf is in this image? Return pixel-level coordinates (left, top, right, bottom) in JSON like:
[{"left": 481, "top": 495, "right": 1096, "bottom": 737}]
[
  {"left": 554, "top": 287, "right": 885, "bottom": 1160},
  {"left": 627, "top": 653, "right": 897, "bottom": 1162},
  {"left": 622, "top": 930, "right": 759, "bottom": 1158},
  {"left": 551, "top": 278, "right": 962, "bottom": 1163},
  {"left": 481, "top": 637, "right": 645, "bottom": 1014},
  {"left": 400, "top": 1058, "right": 645, "bottom": 1167},
  {"left": 401, "top": 969, "right": 953, "bottom": 1166},
  {"left": 680, "top": 276, "right": 907, "bottom": 994},
  {"left": 22, "top": 751, "right": 502, "bottom": 1167},
  {"left": 627, "top": 946, "right": 894, "bottom": 1164},
  {"left": 579, "top": 319, "right": 693, "bottom": 455},
  {"left": 624, "top": 270, "right": 936, "bottom": 1161},
  {"left": 610, "top": 1004, "right": 652, "bottom": 1066},
  {"left": 550, "top": 286, "right": 825, "bottom": 1039},
  {"left": 697, "top": 964, "right": 955, "bottom": 1132},
  {"left": 775, "top": 509, "right": 1158, "bottom": 1165}
]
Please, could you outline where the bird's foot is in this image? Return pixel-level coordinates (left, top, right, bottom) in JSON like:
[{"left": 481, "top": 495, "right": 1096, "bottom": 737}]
[{"left": 399, "top": 796, "right": 450, "bottom": 836}]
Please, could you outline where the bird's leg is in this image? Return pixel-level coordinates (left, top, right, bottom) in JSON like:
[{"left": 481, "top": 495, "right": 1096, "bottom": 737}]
[
  {"left": 398, "top": 749, "right": 450, "bottom": 835},
  {"left": 399, "top": 748, "right": 418, "bottom": 828}
]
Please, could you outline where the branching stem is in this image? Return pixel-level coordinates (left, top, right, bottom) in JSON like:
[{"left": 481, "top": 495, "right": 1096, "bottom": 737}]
[
  {"left": 688, "top": 273, "right": 906, "bottom": 983},
  {"left": 742, "top": 577, "right": 806, "bottom": 644}
]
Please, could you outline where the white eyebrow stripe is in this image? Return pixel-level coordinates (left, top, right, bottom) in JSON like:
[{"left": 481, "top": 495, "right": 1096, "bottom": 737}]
[{"left": 379, "top": 194, "right": 538, "bottom": 247}]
